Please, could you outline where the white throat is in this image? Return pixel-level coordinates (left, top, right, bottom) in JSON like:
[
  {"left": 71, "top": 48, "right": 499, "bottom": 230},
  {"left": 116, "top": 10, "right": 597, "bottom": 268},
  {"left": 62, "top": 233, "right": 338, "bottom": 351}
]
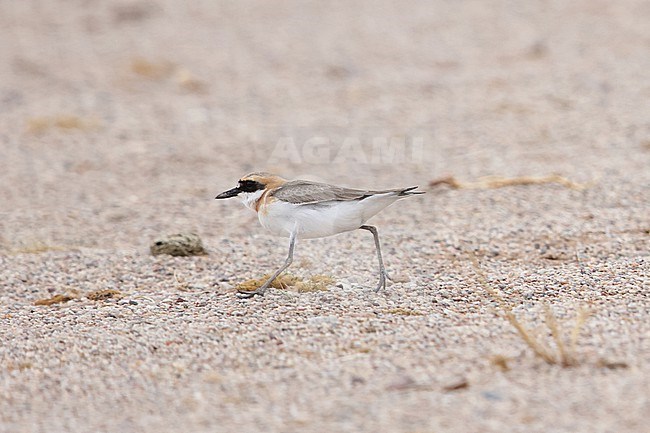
[{"left": 240, "top": 189, "right": 265, "bottom": 210}]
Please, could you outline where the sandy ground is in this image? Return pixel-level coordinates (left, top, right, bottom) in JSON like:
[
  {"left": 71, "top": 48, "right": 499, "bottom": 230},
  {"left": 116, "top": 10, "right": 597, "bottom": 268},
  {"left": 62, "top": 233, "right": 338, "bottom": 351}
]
[{"left": 1, "top": 1, "right": 649, "bottom": 432}]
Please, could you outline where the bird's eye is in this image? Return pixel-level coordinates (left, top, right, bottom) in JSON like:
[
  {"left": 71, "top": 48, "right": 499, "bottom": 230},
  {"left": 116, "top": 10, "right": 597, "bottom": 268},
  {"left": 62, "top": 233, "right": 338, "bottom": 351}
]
[{"left": 239, "top": 180, "right": 263, "bottom": 193}]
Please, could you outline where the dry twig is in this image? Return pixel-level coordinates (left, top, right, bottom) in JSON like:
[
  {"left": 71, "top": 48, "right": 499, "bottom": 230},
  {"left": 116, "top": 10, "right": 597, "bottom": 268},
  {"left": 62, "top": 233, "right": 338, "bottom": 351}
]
[
  {"left": 430, "top": 174, "right": 587, "bottom": 190},
  {"left": 34, "top": 294, "right": 75, "bottom": 306},
  {"left": 469, "top": 252, "right": 590, "bottom": 366}
]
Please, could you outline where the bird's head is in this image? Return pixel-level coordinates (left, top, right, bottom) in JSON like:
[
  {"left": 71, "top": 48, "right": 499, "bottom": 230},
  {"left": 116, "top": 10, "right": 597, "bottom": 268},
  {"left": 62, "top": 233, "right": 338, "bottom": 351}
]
[{"left": 216, "top": 172, "right": 286, "bottom": 210}]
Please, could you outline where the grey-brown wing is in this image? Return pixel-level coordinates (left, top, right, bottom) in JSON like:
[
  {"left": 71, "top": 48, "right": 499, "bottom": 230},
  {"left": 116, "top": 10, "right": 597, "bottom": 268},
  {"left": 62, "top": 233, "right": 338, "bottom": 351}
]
[{"left": 271, "top": 180, "right": 389, "bottom": 205}]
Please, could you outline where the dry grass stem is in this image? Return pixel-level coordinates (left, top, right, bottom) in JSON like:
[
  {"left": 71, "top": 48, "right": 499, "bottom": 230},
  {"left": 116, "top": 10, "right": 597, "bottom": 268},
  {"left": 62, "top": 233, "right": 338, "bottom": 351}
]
[
  {"left": 34, "top": 294, "right": 76, "bottom": 306},
  {"left": 502, "top": 310, "right": 557, "bottom": 364},
  {"left": 490, "top": 355, "right": 511, "bottom": 372},
  {"left": 429, "top": 174, "right": 587, "bottom": 190},
  {"left": 468, "top": 253, "right": 555, "bottom": 363},
  {"left": 130, "top": 58, "right": 174, "bottom": 79},
  {"left": 469, "top": 252, "right": 590, "bottom": 366},
  {"left": 570, "top": 307, "right": 592, "bottom": 356},
  {"left": 174, "top": 271, "right": 190, "bottom": 291},
  {"left": 26, "top": 115, "right": 101, "bottom": 134},
  {"left": 235, "top": 274, "right": 334, "bottom": 293},
  {"left": 10, "top": 242, "right": 69, "bottom": 254},
  {"left": 544, "top": 302, "right": 573, "bottom": 366},
  {"left": 129, "top": 58, "right": 207, "bottom": 93},
  {"left": 384, "top": 308, "right": 424, "bottom": 316}
]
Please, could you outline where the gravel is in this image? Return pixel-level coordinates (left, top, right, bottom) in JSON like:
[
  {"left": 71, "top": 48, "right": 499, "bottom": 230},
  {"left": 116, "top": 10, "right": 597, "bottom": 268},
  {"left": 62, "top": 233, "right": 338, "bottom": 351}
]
[{"left": 1, "top": 1, "right": 649, "bottom": 432}]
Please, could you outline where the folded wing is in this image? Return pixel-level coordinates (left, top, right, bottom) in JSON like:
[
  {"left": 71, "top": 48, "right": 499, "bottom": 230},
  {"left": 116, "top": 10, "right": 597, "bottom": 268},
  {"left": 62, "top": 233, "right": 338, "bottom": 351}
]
[{"left": 271, "top": 180, "right": 418, "bottom": 205}]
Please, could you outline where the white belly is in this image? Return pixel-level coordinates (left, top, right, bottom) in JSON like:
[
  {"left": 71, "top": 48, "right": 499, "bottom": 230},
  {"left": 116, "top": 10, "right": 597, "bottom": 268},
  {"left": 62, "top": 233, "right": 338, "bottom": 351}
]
[{"left": 258, "top": 194, "right": 401, "bottom": 239}]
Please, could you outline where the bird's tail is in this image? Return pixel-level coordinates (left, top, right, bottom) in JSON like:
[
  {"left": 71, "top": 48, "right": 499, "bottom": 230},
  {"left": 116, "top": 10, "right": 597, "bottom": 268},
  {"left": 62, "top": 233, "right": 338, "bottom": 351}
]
[{"left": 398, "top": 186, "right": 425, "bottom": 196}]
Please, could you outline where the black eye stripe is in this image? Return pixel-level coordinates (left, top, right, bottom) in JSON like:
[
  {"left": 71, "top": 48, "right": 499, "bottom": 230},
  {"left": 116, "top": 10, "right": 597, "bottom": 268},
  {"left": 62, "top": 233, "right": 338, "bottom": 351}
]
[{"left": 238, "top": 180, "right": 264, "bottom": 193}]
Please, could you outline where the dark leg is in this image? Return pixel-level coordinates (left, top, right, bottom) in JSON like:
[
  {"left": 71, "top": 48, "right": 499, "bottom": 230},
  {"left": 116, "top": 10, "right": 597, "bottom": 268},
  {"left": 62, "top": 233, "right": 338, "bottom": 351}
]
[
  {"left": 237, "top": 230, "right": 297, "bottom": 298},
  {"left": 359, "top": 225, "right": 388, "bottom": 292}
]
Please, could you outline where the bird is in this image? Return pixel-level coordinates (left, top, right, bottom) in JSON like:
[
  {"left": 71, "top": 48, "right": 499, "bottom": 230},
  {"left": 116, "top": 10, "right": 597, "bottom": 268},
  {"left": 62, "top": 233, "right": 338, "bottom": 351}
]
[{"left": 215, "top": 172, "right": 425, "bottom": 298}]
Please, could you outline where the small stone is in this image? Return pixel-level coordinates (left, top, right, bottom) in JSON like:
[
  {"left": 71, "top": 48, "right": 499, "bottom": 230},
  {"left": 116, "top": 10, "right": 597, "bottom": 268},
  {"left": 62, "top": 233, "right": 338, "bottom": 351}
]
[
  {"left": 443, "top": 378, "right": 469, "bottom": 391},
  {"left": 150, "top": 232, "right": 207, "bottom": 257},
  {"left": 307, "top": 315, "right": 338, "bottom": 326},
  {"left": 482, "top": 390, "right": 503, "bottom": 401},
  {"left": 385, "top": 375, "right": 416, "bottom": 391},
  {"left": 390, "top": 273, "right": 410, "bottom": 283},
  {"left": 87, "top": 289, "right": 122, "bottom": 301}
]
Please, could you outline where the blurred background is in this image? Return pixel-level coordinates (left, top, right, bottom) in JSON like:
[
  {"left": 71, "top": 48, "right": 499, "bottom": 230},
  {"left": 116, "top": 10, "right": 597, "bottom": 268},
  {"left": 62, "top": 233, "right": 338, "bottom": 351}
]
[{"left": 0, "top": 0, "right": 648, "bottom": 251}]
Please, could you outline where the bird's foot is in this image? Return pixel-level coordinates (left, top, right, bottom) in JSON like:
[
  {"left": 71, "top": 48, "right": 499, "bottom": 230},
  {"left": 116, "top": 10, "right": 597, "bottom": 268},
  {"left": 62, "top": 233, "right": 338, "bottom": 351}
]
[
  {"left": 373, "top": 270, "right": 390, "bottom": 292},
  {"left": 236, "top": 287, "right": 267, "bottom": 299}
]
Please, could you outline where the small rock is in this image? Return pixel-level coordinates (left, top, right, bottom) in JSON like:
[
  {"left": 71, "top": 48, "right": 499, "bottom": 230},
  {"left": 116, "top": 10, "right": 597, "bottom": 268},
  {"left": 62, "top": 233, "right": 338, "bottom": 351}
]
[
  {"left": 150, "top": 232, "right": 207, "bottom": 257},
  {"left": 87, "top": 289, "right": 122, "bottom": 301},
  {"left": 386, "top": 375, "right": 416, "bottom": 391},
  {"left": 307, "top": 315, "right": 338, "bottom": 326},
  {"left": 443, "top": 378, "right": 469, "bottom": 391},
  {"left": 390, "top": 273, "right": 410, "bottom": 283},
  {"left": 482, "top": 390, "right": 503, "bottom": 401}
]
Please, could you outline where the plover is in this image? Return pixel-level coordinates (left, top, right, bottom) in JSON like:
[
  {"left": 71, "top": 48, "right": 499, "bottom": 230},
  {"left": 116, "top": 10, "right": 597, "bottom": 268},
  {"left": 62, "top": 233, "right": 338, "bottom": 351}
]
[{"left": 216, "top": 172, "right": 424, "bottom": 298}]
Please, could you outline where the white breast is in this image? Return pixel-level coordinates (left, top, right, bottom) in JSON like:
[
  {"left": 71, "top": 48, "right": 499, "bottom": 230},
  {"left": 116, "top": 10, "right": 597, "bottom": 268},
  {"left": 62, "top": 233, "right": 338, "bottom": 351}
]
[{"left": 258, "top": 193, "right": 402, "bottom": 239}]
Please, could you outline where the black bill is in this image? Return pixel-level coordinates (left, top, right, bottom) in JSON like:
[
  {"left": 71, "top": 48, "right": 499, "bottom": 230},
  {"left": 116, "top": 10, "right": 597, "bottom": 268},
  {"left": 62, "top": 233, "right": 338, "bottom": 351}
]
[{"left": 215, "top": 187, "right": 241, "bottom": 199}]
